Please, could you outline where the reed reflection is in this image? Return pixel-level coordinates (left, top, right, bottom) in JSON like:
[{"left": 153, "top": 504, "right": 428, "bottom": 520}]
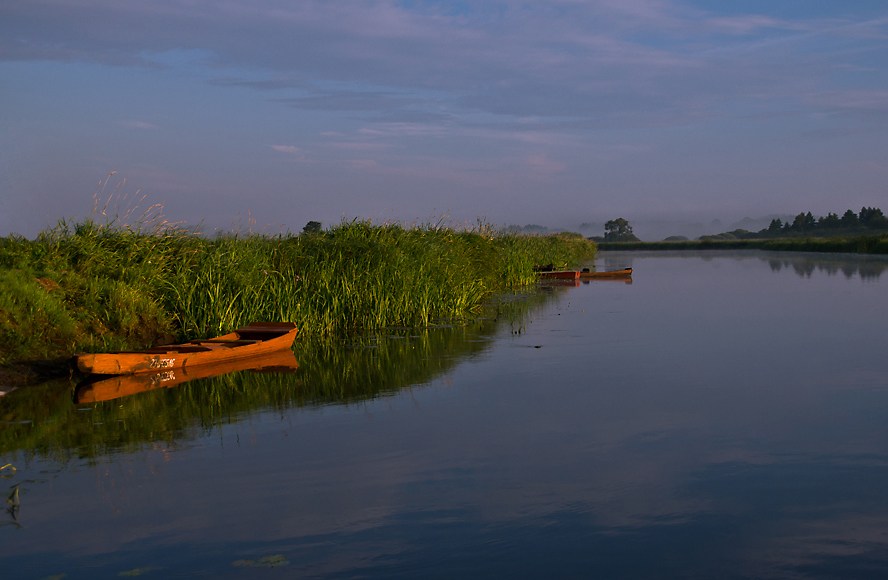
[
  {"left": 0, "top": 287, "right": 567, "bottom": 463},
  {"left": 596, "top": 250, "right": 887, "bottom": 280}
]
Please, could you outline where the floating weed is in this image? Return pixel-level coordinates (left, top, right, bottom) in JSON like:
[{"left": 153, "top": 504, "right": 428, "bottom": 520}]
[
  {"left": 232, "top": 555, "right": 290, "bottom": 568},
  {"left": 0, "top": 463, "right": 16, "bottom": 478}
]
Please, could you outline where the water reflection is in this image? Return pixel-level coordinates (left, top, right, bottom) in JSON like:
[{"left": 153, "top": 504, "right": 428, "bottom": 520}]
[
  {"left": 766, "top": 256, "right": 887, "bottom": 279},
  {"left": 74, "top": 349, "right": 300, "bottom": 404},
  {"left": 2, "top": 252, "right": 888, "bottom": 579},
  {"left": 597, "top": 249, "right": 888, "bottom": 280},
  {"left": 0, "top": 287, "right": 566, "bottom": 463}
]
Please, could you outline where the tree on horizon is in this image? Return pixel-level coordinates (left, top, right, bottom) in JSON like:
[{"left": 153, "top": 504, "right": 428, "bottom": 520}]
[{"left": 604, "top": 218, "right": 640, "bottom": 242}]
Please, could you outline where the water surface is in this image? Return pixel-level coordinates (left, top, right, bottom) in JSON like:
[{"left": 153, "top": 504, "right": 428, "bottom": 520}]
[{"left": 2, "top": 250, "right": 888, "bottom": 579}]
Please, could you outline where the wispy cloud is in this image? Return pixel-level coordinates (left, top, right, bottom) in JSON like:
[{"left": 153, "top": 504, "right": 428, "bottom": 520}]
[
  {"left": 118, "top": 120, "right": 157, "bottom": 129},
  {"left": 270, "top": 145, "right": 301, "bottom": 154},
  {"left": 4, "top": 0, "right": 887, "bottom": 127},
  {"left": 4, "top": 0, "right": 888, "bottom": 236},
  {"left": 269, "top": 145, "right": 312, "bottom": 162}
]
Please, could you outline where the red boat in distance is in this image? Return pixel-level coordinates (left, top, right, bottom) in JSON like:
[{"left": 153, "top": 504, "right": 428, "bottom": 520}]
[
  {"left": 579, "top": 268, "right": 632, "bottom": 279},
  {"left": 538, "top": 270, "right": 580, "bottom": 280}
]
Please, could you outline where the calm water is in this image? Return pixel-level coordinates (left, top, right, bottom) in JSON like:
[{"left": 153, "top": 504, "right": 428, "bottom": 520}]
[{"left": 3, "top": 250, "right": 888, "bottom": 579}]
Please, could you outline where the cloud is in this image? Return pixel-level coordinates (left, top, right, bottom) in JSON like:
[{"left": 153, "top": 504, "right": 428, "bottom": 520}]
[
  {"left": 208, "top": 76, "right": 306, "bottom": 91},
  {"left": 807, "top": 89, "right": 888, "bottom": 113},
  {"left": 3, "top": 1, "right": 888, "bottom": 148},
  {"left": 345, "top": 159, "right": 379, "bottom": 171},
  {"left": 270, "top": 145, "right": 303, "bottom": 155},
  {"left": 524, "top": 154, "right": 567, "bottom": 174},
  {"left": 274, "top": 90, "right": 423, "bottom": 112},
  {"left": 119, "top": 120, "right": 157, "bottom": 129}
]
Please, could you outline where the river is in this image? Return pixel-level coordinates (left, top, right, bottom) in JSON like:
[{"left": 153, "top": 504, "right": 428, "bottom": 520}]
[{"left": 2, "top": 250, "right": 888, "bottom": 579}]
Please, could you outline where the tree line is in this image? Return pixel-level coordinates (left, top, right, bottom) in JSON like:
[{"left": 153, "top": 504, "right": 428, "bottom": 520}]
[
  {"left": 699, "top": 207, "right": 888, "bottom": 241},
  {"left": 765, "top": 207, "right": 888, "bottom": 235}
]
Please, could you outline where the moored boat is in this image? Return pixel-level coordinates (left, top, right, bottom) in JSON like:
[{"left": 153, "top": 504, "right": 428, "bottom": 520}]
[
  {"left": 75, "top": 349, "right": 299, "bottom": 403},
  {"left": 538, "top": 270, "right": 581, "bottom": 280},
  {"left": 579, "top": 268, "right": 632, "bottom": 279},
  {"left": 74, "top": 322, "right": 298, "bottom": 375}
]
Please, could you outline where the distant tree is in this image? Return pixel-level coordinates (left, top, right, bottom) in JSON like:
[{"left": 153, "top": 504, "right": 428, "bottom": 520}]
[
  {"left": 604, "top": 218, "right": 640, "bottom": 242},
  {"left": 820, "top": 212, "right": 840, "bottom": 229},
  {"left": 804, "top": 211, "right": 816, "bottom": 229},
  {"left": 768, "top": 218, "right": 783, "bottom": 232},
  {"left": 791, "top": 212, "right": 816, "bottom": 231},
  {"left": 840, "top": 209, "right": 859, "bottom": 228},
  {"left": 872, "top": 213, "right": 888, "bottom": 229},
  {"left": 859, "top": 207, "right": 888, "bottom": 229},
  {"left": 302, "top": 220, "right": 322, "bottom": 234}
]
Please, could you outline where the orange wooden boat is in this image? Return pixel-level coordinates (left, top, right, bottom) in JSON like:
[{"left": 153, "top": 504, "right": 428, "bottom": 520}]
[
  {"left": 74, "top": 349, "right": 299, "bottom": 403},
  {"left": 578, "top": 268, "right": 632, "bottom": 279},
  {"left": 74, "top": 322, "right": 298, "bottom": 375},
  {"left": 538, "top": 270, "right": 580, "bottom": 280}
]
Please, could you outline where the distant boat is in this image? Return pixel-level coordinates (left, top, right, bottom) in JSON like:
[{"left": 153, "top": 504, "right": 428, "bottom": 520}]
[
  {"left": 74, "top": 322, "right": 298, "bottom": 375},
  {"left": 579, "top": 268, "right": 632, "bottom": 279},
  {"left": 538, "top": 270, "right": 581, "bottom": 280},
  {"left": 75, "top": 349, "right": 299, "bottom": 403}
]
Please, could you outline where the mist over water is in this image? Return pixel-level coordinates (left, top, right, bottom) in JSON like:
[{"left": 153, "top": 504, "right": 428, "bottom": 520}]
[{"left": 2, "top": 250, "right": 888, "bottom": 579}]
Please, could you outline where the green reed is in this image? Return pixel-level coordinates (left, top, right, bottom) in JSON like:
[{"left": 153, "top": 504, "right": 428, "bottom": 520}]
[
  {"left": 0, "top": 217, "right": 593, "bottom": 363},
  {"left": 0, "top": 287, "right": 565, "bottom": 462}
]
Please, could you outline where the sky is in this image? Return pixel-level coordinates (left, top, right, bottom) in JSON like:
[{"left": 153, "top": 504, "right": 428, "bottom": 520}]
[{"left": 1, "top": 0, "right": 887, "bottom": 239}]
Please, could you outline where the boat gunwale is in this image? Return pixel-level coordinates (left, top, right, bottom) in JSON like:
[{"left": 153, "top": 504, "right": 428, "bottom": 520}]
[{"left": 74, "top": 323, "right": 298, "bottom": 375}]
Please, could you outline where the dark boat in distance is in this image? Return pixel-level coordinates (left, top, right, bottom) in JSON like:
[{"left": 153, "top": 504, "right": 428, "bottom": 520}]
[
  {"left": 579, "top": 268, "right": 632, "bottom": 279},
  {"left": 75, "top": 349, "right": 299, "bottom": 403},
  {"left": 74, "top": 322, "right": 298, "bottom": 375}
]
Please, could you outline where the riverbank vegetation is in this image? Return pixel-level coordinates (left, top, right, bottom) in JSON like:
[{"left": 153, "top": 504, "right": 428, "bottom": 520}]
[
  {"left": 0, "top": 217, "right": 593, "bottom": 365},
  {"left": 0, "top": 287, "right": 565, "bottom": 462},
  {"left": 597, "top": 234, "right": 888, "bottom": 253},
  {"left": 596, "top": 208, "right": 888, "bottom": 254},
  {"left": 696, "top": 207, "right": 888, "bottom": 242}
]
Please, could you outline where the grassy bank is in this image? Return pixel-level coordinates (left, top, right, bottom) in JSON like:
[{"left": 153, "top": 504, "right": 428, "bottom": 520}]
[
  {"left": 0, "top": 218, "right": 593, "bottom": 364},
  {"left": 0, "top": 288, "right": 565, "bottom": 462},
  {"left": 596, "top": 234, "right": 888, "bottom": 254}
]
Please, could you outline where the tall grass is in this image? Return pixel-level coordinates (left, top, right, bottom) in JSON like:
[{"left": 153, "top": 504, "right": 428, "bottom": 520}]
[
  {"left": 0, "top": 287, "right": 566, "bottom": 462},
  {"left": 0, "top": 215, "right": 593, "bottom": 363}
]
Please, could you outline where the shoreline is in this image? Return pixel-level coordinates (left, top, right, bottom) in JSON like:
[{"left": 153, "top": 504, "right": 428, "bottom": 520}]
[
  {"left": 595, "top": 234, "right": 888, "bottom": 254},
  {"left": 0, "top": 220, "right": 594, "bottom": 368}
]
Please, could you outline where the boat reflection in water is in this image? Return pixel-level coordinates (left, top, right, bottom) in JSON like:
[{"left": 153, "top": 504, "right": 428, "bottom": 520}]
[
  {"left": 74, "top": 349, "right": 299, "bottom": 404},
  {"left": 581, "top": 278, "right": 632, "bottom": 285},
  {"left": 579, "top": 267, "right": 632, "bottom": 279}
]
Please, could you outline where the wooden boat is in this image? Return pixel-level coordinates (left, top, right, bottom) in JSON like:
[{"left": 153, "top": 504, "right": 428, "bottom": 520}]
[
  {"left": 578, "top": 268, "right": 632, "bottom": 279},
  {"left": 538, "top": 270, "right": 580, "bottom": 280},
  {"left": 75, "top": 349, "right": 299, "bottom": 404},
  {"left": 74, "top": 322, "right": 298, "bottom": 375}
]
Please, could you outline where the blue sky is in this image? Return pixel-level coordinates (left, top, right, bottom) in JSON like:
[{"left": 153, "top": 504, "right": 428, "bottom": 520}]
[{"left": 2, "top": 0, "right": 887, "bottom": 238}]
